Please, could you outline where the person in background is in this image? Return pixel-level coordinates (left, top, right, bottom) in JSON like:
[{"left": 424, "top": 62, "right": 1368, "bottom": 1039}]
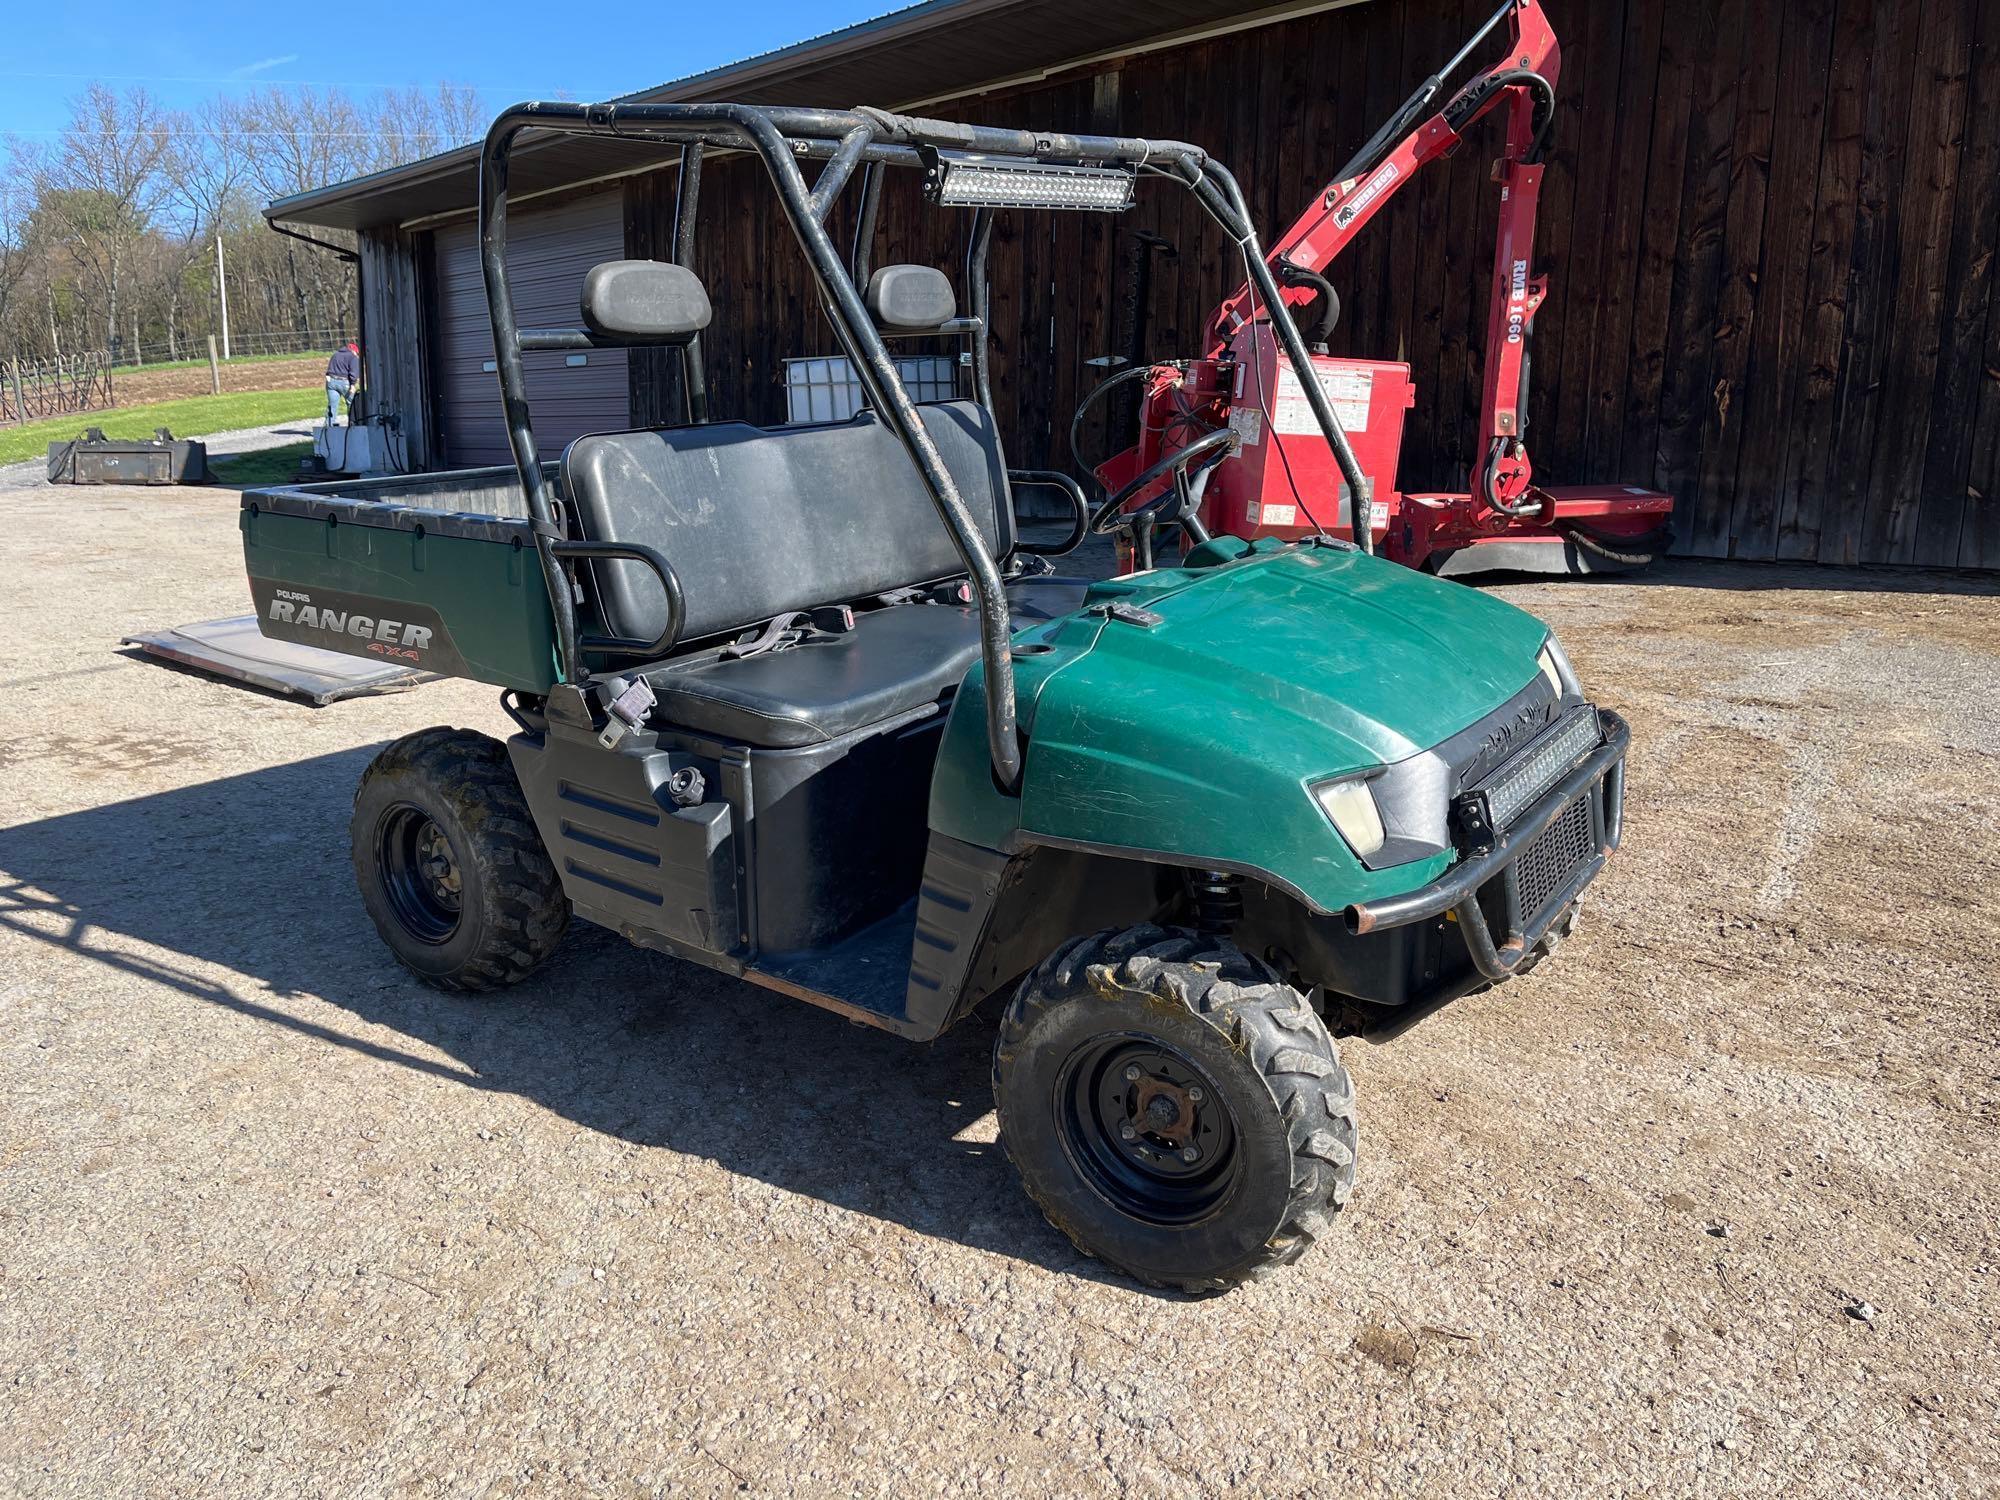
[{"left": 325, "top": 341, "right": 361, "bottom": 425}]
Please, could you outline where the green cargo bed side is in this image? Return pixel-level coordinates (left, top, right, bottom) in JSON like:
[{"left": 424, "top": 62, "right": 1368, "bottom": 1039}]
[{"left": 239, "top": 483, "right": 561, "bottom": 694}]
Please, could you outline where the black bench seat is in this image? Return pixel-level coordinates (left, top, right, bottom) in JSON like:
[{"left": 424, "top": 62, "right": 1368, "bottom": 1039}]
[
  {"left": 561, "top": 399, "right": 1088, "bottom": 749},
  {"left": 639, "top": 577, "right": 1090, "bottom": 748},
  {"left": 645, "top": 602, "right": 980, "bottom": 749}
]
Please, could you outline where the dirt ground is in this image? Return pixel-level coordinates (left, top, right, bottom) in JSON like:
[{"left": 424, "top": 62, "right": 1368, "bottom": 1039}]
[
  {"left": 109, "top": 356, "right": 327, "bottom": 409},
  {"left": 1, "top": 472, "right": 1996, "bottom": 1498}
]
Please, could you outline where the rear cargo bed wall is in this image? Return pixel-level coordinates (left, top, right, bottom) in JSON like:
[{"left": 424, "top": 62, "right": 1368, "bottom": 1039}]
[{"left": 240, "top": 478, "right": 563, "bottom": 693}]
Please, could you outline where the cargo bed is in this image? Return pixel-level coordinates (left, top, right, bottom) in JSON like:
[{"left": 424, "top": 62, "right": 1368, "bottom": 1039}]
[{"left": 239, "top": 465, "right": 564, "bottom": 693}]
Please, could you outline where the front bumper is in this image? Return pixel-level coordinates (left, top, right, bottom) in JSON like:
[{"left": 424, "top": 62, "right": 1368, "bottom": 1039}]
[{"left": 1346, "top": 707, "right": 1629, "bottom": 983}]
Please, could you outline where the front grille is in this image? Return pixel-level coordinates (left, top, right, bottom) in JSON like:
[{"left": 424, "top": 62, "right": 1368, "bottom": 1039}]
[{"left": 1516, "top": 795, "right": 1595, "bottom": 922}]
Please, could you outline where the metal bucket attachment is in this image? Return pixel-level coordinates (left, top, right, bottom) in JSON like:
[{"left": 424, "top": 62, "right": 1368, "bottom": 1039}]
[{"left": 48, "top": 427, "right": 209, "bottom": 485}]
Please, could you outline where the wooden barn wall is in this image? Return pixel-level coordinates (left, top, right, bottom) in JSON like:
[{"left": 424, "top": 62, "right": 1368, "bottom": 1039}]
[
  {"left": 625, "top": 0, "right": 2000, "bottom": 568},
  {"left": 357, "top": 227, "right": 434, "bottom": 469}
]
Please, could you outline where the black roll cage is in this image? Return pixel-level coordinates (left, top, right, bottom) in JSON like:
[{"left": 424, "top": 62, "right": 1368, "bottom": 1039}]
[{"left": 477, "top": 100, "right": 1369, "bottom": 792}]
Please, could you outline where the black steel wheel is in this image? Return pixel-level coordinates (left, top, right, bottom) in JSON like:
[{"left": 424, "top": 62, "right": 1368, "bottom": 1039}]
[
  {"left": 350, "top": 727, "right": 568, "bottom": 992},
  {"left": 994, "top": 924, "right": 1357, "bottom": 1294},
  {"left": 1057, "top": 1036, "right": 1240, "bottom": 1227},
  {"left": 376, "top": 805, "right": 465, "bottom": 945}
]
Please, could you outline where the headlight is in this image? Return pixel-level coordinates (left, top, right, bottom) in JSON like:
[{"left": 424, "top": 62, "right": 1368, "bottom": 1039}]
[
  {"left": 1538, "top": 635, "right": 1583, "bottom": 698},
  {"left": 1312, "top": 776, "right": 1385, "bottom": 859},
  {"left": 1537, "top": 641, "right": 1564, "bottom": 697}
]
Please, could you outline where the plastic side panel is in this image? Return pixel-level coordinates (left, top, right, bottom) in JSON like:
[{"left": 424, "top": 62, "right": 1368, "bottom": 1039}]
[
  {"left": 240, "top": 505, "right": 559, "bottom": 693},
  {"left": 508, "top": 731, "right": 740, "bottom": 954},
  {"left": 903, "top": 833, "right": 1011, "bottom": 1036},
  {"left": 749, "top": 715, "right": 945, "bottom": 956}
]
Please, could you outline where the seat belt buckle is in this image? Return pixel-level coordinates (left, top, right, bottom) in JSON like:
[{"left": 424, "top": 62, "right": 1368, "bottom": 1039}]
[
  {"left": 807, "top": 604, "right": 857, "bottom": 634},
  {"left": 595, "top": 674, "right": 658, "bottom": 749},
  {"left": 1008, "top": 553, "right": 1055, "bottom": 579}
]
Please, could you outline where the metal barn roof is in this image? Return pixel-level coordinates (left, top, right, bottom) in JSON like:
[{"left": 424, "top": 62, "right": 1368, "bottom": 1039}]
[{"left": 268, "top": 0, "right": 1363, "bottom": 231}]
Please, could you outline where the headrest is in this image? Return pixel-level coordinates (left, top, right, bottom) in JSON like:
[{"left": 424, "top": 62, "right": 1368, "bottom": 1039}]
[
  {"left": 581, "top": 260, "right": 712, "bottom": 342},
  {"left": 865, "top": 264, "right": 957, "bottom": 330}
]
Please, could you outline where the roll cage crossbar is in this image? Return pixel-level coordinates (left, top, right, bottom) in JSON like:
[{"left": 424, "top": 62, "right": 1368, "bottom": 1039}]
[{"left": 477, "top": 100, "right": 1367, "bottom": 791}]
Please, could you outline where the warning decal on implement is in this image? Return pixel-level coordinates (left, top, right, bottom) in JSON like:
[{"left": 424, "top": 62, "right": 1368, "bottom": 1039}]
[{"left": 1275, "top": 362, "right": 1373, "bottom": 436}]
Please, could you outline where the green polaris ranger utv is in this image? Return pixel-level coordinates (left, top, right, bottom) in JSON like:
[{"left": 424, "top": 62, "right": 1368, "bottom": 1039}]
[{"left": 240, "top": 100, "right": 1627, "bottom": 1293}]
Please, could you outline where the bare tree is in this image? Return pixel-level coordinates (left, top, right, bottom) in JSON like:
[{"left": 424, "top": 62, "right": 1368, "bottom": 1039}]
[
  {"left": 233, "top": 88, "right": 366, "bottom": 332},
  {"left": 155, "top": 98, "right": 255, "bottom": 358},
  {"left": 0, "top": 74, "right": 487, "bottom": 364},
  {"left": 374, "top": 83, "right": 485, "bottom": 169},
  {"left": 0, "top": 160, "right": 29, "bottom": 349},
  {"left": 27, "top": 85, "right": 174, "bottom": 356}
]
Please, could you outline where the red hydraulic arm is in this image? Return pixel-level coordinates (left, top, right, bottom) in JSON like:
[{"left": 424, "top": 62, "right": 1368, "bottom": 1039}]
[{"left": 1205, "top": 0, "right": 1560, "bottom": 515}]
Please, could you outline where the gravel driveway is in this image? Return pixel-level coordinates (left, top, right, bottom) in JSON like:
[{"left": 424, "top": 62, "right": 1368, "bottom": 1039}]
[{"left": 1, "top": 475, "right": 1995, "bottom": 1496}]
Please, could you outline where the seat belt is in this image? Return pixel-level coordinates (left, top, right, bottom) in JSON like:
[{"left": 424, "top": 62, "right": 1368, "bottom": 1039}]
[{"left": 719, "top": 604, "right": 858, "bottom": 661}]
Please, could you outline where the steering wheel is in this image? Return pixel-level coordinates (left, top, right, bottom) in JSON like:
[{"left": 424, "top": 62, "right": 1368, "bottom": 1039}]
[{"left": 1087, "top": 427, "right": 1240, "bottom": 541}]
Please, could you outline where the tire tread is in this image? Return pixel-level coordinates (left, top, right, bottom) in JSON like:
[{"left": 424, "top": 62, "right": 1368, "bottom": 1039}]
[
  {"left": 993, "top": 922, "right": 1358, "bottom": 1294},
  {"left": 351, "top": 726, "right": 568, "bottom": 993}
]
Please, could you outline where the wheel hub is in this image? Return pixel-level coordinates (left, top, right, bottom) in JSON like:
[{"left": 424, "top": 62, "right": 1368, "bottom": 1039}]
[
  {"left": 1133, "top": 1075, "right": 1198, "bottom": 1150},
  {"left": 417, "top": 825, "right": 463, "bottom": 905}
]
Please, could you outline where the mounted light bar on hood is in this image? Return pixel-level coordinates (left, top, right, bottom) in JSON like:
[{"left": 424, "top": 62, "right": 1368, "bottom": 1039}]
[{"left": 923, "top": 154, "right": 1137, "bottom": 212}]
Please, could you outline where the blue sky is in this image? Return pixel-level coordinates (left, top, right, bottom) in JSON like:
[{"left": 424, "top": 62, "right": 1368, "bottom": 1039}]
[{"left": 1, "top": 0, "right": 904, "bottom": 136}]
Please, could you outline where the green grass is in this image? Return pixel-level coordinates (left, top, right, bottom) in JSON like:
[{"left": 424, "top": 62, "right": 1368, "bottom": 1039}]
[
  {"left": 116, "top": 348, "right": 332, "bottom": 376},
  {"left": 0, "top": 388, "right": 323, "bottom": 465},
  {"left": 205, "top": 440, "right": 316, "bottom": 488}
]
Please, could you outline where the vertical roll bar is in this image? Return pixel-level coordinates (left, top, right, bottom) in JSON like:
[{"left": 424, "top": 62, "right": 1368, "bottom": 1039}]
[
  {"left": 478, "top": 113, "right": 584, "bottom": 683},
  {"left": 1187, "top": 157, "right": 1377, "bottom": 554},
  {"left": 964, "top": 208, "right": 996, "bottom": 413},
  {"left": 849, "top": 162, "right": 883, "bottom": 286},
  {"left": 738, "top": 111, "right": 1025, "bottom": 790},
  {"left": 671, "top": 144, "right": 709, "bottom": 424}
]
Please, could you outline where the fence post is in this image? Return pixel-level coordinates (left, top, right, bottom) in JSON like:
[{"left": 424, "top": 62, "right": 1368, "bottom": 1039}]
[
  {"left": 9, "top": 358, "right": 25, "bottom": 426},
  {"left": 207, "top": 335, "right": 221, "bottom": 396}
]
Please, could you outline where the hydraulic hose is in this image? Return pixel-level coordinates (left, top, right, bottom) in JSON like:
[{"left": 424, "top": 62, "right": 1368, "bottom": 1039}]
[
  {"left": 1556, "top": 519, "right": 1675, "bottom": 566},
  {"left": 1069, "top": 363, "right": 1160, "bottom": 476},
  {"left": 1276, "top": 259, "right": 1340, "bottom": 349}
]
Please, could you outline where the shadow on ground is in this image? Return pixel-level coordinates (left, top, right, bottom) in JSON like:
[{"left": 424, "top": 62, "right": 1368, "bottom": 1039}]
[{"left": 0, "top": 748, "right": 1103, "bottom": 1283}]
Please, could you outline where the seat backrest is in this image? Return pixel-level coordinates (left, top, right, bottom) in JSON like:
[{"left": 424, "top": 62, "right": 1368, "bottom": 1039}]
[{"left": 562, "top": 400, "right": 1011, "bottom": 651}]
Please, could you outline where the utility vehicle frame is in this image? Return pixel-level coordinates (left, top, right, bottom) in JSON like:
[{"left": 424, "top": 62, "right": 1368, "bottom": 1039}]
[{"left": 240, "top": 97, "right": 1628, "bottom": 1292}]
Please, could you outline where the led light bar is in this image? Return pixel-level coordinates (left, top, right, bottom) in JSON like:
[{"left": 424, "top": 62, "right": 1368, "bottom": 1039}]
[
  {"left": 925, "top": 155, "right": 1136, "bottom": 212},
  {"left": 1476, "top": 707, "right": 1602, "bottom": 831}
]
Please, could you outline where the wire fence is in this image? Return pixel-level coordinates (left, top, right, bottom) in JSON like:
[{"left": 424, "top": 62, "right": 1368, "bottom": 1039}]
[
  {"left": 2, "top": 329, "right": 356, "bottom": 422},
  {"left": 104, "top": 327, "right": 354, "bottom": 369},
  {"left": 1, "top": 352, "right": 115, "bottom": 425}
]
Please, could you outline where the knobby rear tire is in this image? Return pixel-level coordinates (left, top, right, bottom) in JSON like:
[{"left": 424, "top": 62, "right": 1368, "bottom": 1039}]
[{"left": 350, "top": 726, "right": 569, "bottom": 992}]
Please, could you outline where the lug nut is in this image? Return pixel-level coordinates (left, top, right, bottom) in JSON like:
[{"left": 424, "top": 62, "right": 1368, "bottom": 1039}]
[
  {"left": 1123, "top": 1065, "right": 1142, "bottom": 1082},
  {"left": 1119, "top": 1122, "right": 1138, "bottom": 1141},
  {"left": 1180, "top": 1146, "right": 1200, "bottom": 1163}
]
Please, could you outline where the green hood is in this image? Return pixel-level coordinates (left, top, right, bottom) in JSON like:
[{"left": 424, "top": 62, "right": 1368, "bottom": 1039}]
[
  {"left": 931, "top": 544, "right": 1552, "bottom": 911},
  {"left": 1058, "top": 544, "right": 1548, "bottom": 767}
]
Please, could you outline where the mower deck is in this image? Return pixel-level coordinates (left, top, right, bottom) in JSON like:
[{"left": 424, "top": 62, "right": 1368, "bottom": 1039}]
[{"left": 1406, "top": 484, "right": 1676, "bottom": 576}]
